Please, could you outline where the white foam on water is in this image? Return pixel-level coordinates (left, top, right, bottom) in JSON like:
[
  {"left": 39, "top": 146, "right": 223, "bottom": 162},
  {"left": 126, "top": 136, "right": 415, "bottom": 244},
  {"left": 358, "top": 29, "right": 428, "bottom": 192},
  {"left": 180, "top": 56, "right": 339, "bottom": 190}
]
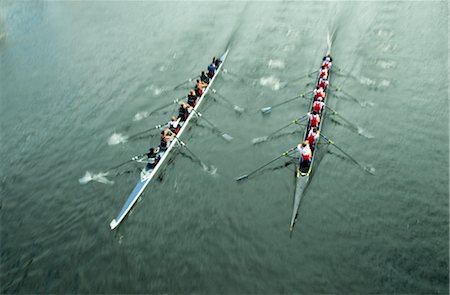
[
  {"left": 359, "top": 76, "right": 376, "bottom": 87},
  {"left": 108, "top": 133, "right": 128, "bottom": 145},
  {"left": 79, "top": 171, "right": 114, "bottom": 185},
  {"left": 379, "top": 80, "right": 391, "bottom": 88},
  {"left": 145, "top": 84, "right": 164, "bottom": 96},
  {"left": 268, "top": 59, "right": 285, "bottom": 69},
  {"left": 376, "top": 29, "right": 394, "bottom": 38},
  {"left": 376, "top": 59, "right": 396, "bottom": 69},
  {"left": 260, "top": 76, "right": 281, "bottom": 91},
  {"left": 133, "top": 111, "right": 149, "bottom": 121}
]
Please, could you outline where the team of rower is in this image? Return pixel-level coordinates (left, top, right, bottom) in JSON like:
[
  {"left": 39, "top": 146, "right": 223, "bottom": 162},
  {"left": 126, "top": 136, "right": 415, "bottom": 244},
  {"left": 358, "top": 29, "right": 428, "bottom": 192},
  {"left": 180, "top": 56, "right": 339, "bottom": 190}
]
[
  {"left": 297, "top": 54, "right": 332, "bottom": 168},
  {"left": 143, "top": 56, "right": 222, "bottom": 171}
]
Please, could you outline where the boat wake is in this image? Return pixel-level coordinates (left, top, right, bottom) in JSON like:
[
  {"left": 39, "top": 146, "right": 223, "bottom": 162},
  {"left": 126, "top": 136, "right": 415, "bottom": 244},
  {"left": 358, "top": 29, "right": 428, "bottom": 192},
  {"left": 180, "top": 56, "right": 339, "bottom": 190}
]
[
  {"left": 108, "top": 133, "right": 128, "bottom": 145},
  {"left": 79, "top": 171, "right": 114, "bottom": 185},
  {"left": 260, "top": 76, "right": 281, "bottom": 91},
  {"left": 133, "top": 111, "right": 149, "bottom": 121}
]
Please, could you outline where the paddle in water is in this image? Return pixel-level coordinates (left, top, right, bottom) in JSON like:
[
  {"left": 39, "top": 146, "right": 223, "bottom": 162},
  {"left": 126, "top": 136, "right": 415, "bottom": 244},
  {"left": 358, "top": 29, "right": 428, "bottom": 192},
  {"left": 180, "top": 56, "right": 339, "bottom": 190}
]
[
  {"left": 252, "top": 114, "right": 308, "bottom": 144},
  {"left": 235, "top": 147, "right": 297, "bottom": 181},
  {"left": 79, "top": 153, "right": 146, "bottom": 184},
  {"left": 190, "top": 109, "right": 233, "bottom": 141},
  {"left": 211, "top": 89, "right": 245, "bottom": 113},
  {"left": 320, "top": 134, "right": 375, "bottom": 175},
  {"left": 260, "top": 90, "right": 314, "bottom": 114}
]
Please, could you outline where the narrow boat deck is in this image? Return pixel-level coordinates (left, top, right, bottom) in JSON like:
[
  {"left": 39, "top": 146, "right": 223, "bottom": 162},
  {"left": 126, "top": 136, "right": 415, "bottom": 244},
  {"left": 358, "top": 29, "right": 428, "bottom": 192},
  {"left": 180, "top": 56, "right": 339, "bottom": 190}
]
[{"left": 110, "top": 48, "right": 230, "bottom": 230}]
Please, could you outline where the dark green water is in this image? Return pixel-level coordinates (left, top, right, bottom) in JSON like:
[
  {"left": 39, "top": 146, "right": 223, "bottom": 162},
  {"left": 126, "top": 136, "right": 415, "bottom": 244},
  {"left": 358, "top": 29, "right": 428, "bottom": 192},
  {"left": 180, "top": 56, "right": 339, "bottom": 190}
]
[{"left": 1, "top": 1, "right": 448, "bottom": 294}]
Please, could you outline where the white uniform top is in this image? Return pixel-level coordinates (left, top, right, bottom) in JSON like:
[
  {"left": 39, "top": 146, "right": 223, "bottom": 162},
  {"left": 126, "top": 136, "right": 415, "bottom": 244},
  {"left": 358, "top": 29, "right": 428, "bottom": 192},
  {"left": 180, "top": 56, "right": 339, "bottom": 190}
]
[
  {"left": 297, "top": 144, "right": 311, "bottom": 159},
  {"left": 314, "top": 88, "right": 325, "bottom": 97},
  {"left": 169, "top": 119, "right": 179, "bottom": 129}
]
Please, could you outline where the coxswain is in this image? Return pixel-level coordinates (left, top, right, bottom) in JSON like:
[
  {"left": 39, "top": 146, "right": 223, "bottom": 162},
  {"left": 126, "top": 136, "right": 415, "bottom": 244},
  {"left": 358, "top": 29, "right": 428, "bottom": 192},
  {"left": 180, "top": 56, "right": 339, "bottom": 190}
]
[
  {"left": 318, "top": 77, "right": 329, "bottom": 90},
  {"left": 308, "top": 110, "right": 320, "bottom": 128},
  {"left": 312, "top": 99, "right": 325, "bottom": 114},
  {"left": 323, "top": 54, "right": 333, "bottom": 63},
  {"left": 178, "top": 102, "right": 192, "bottom": 122},
  {"left": 207, "top": 63, "right": 216, "bottom": 78},
  {"left": 144, "top": 147, "right": 161, "bottom": 170},
  {"left": 212, "top": 56, "right": 222, "bottom": 67},
  {"left": 307, "top": 127, "right": 320, "bottom": 149},
  {"left": 187, "top": 89, "right": 197, "bottom": 107},
  {"left": 200, "top": 71, "right": 210, "bottom": 84},
  {"left": 314, "top": 86, "right": 325, "bottom": 99},
  {"left": 319, "top": 66, "right": 328, "bottom": 79},
  {"left": 168, "top": 116, "right": 181, "bottom": 133},
  {"left": 297, "top": 141, "right": 312, "bottom": 167},
  {"left": 160, "top": 128, "right": 175, "bottom": 150}
]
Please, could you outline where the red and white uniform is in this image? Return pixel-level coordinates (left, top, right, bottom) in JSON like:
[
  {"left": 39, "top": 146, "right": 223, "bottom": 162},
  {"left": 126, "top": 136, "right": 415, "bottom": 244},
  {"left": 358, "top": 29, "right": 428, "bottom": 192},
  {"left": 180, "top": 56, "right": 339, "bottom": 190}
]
[
  {"left": 320, "top": 68, "right": 328, "bottom": 78},
  {"left": 308, "top": 113, "right": 320, "bottom": 127},
  {"left": 297, "top": 144, "right": 312, "bottom": 162},
  {"left": 313, "top": 101, "right": 325, "bottom": 113},
  {"left": 318, "top": 79, "right": 329, "bottom": 89},
  {"left": 314, "top": 87, "right": 325, "bottom": 99},
  {"left": 322, "top": 60, "right": 332, "bottom": 69},
  {"left": 307, "top": 129, "right": 320, "bottom": 146}
]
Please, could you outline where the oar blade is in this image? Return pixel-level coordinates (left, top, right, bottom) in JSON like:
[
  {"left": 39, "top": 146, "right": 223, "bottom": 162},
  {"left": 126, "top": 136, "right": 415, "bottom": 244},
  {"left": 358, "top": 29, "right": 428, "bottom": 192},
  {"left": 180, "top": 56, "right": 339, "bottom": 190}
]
[
  {"left": 252, "top": 136, "right": 268, "bottom": 144},
  {"left": 221, "top": 133, "right": 233, "bottom": 141},
  {"left": 261, "top": 107, "right": 272, "bottom": 114},
  {"left": 233, "top": 105, "right": 245, "bottom": 113},
  {"left": 235, "top": 174, "right": 249, "bottom": 181}
]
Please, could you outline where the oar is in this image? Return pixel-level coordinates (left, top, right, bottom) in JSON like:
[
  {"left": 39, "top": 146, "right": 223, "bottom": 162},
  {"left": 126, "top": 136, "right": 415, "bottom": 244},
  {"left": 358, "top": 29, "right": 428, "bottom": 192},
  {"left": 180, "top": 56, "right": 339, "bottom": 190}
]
[
  {"left": 147, "top": 96, "right": 185, "bottom": 117},
  {"left": 173, "top": 75, "right": 199, "bottom": 90},
  {"left": 332, "top": 87, "right": 365, "bottom": 107},
  {"left": 235, "top": 147, "right": 296, "bottom": 181},
  {"left": 173, "top": 134, "right": 212, "bottom": 172},
  {"left": 286, "top": 70, "right": 318, "bottom": 84},
  {"left": 127, "top": 123, "right": 167, "bottom": 140},
  {"left": 191, "top": 109, "right": 233, "bottom": 141},
  {"left": 325, "top": 105, "right": 362, "bottom": 133},
  {"left": 105, "top": 153, "right": 146, "bottom": 172},
  {"left": 79, "top": 153, "right": 147, "bottom": 184},
  {"left": 252, "top": 115, "right": 308, "bottom": 144},
  {"left": 211, "top": 89, "right": 245, "bottom": 113},
  {"left": 261, "top": 90, "right": 313, "bottom": 114},
  {"left": 332, "top": 66, "right": 359, "bottom": 80},
  {"left": 320, "top": 134, "right": 374, "bottom": 175}
]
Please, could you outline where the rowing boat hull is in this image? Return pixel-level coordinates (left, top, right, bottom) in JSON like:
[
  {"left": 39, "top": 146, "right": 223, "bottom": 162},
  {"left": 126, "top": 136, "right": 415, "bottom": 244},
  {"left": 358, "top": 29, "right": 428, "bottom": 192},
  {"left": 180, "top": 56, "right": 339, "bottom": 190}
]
[
  {"left": 110, "top": 48, "right": 230, "bottom": 230},
  {"left": 289, "top": 53, "right": 332, "bottom": 233}
]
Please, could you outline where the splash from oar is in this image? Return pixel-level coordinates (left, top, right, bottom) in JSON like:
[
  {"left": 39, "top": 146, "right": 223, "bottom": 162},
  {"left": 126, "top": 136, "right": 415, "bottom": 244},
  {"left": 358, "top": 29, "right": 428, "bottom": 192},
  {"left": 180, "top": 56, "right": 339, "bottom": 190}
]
[
  {"left": 79, "top": 171, "right": 114, "bottom": 185},
  {"left": 133, "top": 111, "right": 149, "bottom": 121},
  {"left": 108, "top": 133, "right": 128, "bottom": 145}
]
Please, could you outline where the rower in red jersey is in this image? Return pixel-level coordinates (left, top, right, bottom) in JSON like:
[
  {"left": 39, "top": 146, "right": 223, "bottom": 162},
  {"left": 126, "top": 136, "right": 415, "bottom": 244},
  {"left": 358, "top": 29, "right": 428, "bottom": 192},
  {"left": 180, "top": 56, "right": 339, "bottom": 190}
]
[
  {"left": 314, "top": 86, "right": 325, "bottom": 99},
  {"left": 318, "top": 77, "right": 329, "bottom": 90},
  {"left": 319, "top": 66, "right": 328, "bottom": 79},
  {"left": 312, "top": 99, "right": 325, "bottom": 114},
  {"left": 308, "top": 110, "right": 320, "bottom": 128},
  {"left": 307, "top": 127, "right": 320, "bottom": 149}
]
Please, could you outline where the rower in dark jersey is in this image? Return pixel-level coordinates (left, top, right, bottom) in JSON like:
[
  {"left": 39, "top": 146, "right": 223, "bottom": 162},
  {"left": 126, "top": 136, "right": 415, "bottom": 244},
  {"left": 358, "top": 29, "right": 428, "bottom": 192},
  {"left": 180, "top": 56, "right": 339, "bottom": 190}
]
[
  {"left": 187, "top": 90, "right": 197, "bottom": 107},
  {"left": 178, "top": 102, "right": 192, "bottom": 122},
  {"left": 144, "top": 147, "right": 161, "bottom": 170},
  {"left": 200, "top": 71, "right": 210, "bottom": 84}
]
